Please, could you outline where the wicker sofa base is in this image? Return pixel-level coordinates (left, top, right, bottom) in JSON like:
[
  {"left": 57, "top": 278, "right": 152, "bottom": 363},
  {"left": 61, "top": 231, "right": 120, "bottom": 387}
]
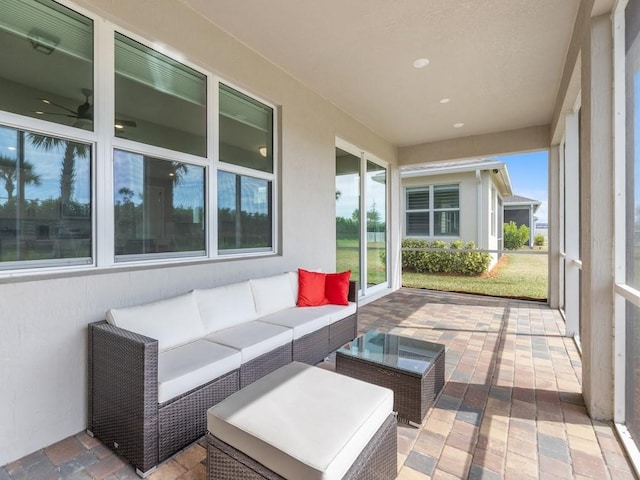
[
  {"left": 157, "top": 370, "right": 240, "bottom": 463},
  {"left": 88, "top": 321, "right": 242, "bottom": 476},
  {"left": 206, "top": 413, "right": 397, "bottom": 480},
  {"left": 239, "top": 343, "right": 293, "bottom": 388},
  {"left": 292, "top": 325, "right": 330, "bottom": 365},
  {"left": 329, "top": 313, "right": 358, "bottom": 352}
]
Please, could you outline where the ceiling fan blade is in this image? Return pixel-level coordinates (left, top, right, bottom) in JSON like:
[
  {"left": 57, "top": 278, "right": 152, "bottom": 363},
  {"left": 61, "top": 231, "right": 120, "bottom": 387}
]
[
  {"left": 115, "top": 119, "right": 137, "bottom": 127},
  {"left": 38, "top": 98, "right": 78, "bottom": 115},
  {"left": 33, "top": 111, "right": 76, "bottom": 118}
]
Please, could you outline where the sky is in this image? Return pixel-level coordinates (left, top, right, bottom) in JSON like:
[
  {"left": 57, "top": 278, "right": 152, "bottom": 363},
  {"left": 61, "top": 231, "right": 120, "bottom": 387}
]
[{"left": 496, "top": 150, "right": 549, "bottom": 224}]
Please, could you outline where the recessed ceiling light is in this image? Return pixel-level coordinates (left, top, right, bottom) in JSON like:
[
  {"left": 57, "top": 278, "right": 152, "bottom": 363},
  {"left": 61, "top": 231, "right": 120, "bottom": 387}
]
[
  {"left": 35, "top": 111, "right": 44, "bottom": 115},
  {"left": 114, "top": 124, "right": 124, "bottom": 130},
  {"left": 439, "top": 98, "right": 450, "bottom": 104},
  {"left": 453, "top": 123, "right": 465, "bottom": 128},
  {"left": 413, "top": 58, "right": 430, "bottom": 69}
]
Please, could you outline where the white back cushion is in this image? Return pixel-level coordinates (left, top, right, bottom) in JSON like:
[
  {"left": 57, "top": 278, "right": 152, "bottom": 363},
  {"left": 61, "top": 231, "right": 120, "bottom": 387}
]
[
  {"left": 194, "top": 281, "right": 258, "bottom": 333},
  {"left": 250, "top": 273, "right": 296, "bottom": 317},
  {"left": 288, "top": 271, "right": 299, "bottom": 300},
  {"left": 106, "top": 292, "right": 205, "bottom": 352}
]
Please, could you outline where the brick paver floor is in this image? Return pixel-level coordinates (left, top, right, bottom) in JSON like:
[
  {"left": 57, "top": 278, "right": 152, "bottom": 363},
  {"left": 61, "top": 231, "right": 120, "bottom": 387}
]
[{"left": 1, "top": 288, "right": 636, "bottom": 479}]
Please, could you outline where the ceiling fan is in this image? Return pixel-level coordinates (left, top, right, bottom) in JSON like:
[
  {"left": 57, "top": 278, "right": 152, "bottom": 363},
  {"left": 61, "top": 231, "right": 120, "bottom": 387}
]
[{"left": 35, "top": 88, "right": 137, "bottom": 130}]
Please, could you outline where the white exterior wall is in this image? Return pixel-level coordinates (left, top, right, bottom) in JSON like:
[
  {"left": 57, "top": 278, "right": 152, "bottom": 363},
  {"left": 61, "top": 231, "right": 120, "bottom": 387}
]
[
  {"left": 401, "top": 170, "right": 503, "bottom": 269},
  {"left": 0, "top": 0, "right": 397, "bottom": 465}
]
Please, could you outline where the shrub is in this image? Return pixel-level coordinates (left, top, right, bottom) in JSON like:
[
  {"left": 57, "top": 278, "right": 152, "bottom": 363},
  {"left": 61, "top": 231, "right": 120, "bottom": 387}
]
[
  {"left": 401, "top": 239, "right": 491, "bottom": 275},
  {"left": 503, "top": 221, "right": 530, "bottom": 249},
  {"left": 459, "top": 241, "right": 491, "bottom": 275},
  {"left": 534, "top": 233, "right": 545, "bottom": 247}
]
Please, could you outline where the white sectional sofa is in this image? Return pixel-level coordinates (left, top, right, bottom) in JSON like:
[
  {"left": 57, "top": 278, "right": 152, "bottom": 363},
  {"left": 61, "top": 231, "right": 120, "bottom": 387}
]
[{"left": 87, "top": 271, "right": 358, "bottom": 477}]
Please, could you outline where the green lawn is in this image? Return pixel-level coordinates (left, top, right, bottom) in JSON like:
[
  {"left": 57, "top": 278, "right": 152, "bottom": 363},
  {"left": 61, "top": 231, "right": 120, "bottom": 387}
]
[
  {"left": 336, "top": 238, "right": 386, "bottom": 286},
  {"left": 402, "top": 251, "right": 548, "bottom": 300}
]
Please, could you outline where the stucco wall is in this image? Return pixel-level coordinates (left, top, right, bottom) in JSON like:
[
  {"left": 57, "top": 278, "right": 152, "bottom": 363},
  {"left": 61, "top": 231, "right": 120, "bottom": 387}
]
[{"left": 0, "top": 0, "right": 397, "bottom": 465}]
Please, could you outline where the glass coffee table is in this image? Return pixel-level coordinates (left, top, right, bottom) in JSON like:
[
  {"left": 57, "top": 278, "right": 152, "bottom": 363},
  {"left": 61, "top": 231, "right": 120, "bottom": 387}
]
[{"left": 336, "top": 330, "right": 445, "bottom": 425}]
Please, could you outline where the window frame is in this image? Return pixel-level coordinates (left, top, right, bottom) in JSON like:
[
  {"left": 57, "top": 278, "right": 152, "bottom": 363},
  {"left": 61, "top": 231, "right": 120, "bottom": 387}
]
[
  {"left": 0, "top": 0, "right": 279, "bottom": 276},
  {"left": 404, "top": 183, "right": 460, "bottom": 238}
]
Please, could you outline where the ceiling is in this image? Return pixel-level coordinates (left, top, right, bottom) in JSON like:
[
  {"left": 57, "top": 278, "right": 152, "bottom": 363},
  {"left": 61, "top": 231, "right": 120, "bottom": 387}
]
[{"left": 181, "top": 0, "right": 587, "bottom": 148}]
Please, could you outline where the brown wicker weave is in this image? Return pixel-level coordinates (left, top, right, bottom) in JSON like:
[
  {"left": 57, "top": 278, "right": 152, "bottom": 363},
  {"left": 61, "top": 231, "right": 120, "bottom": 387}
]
[
  {"left": 329, "top": 314, "right": 358, "bottom": 352},
  {"left": 206, "top": 413, "right": 397, "bottom": 480},
  {"left": 336, "top": 337, "right": 445, "bottom": 425},
  {"left": 292, "top": 325, "right": 330, "bottom": 365},
  {"left": 239, "top": 343, "right": 293, "bottom": 388},
  {"left": 88, "top": 321, "right": 240, "bottom": 475}
]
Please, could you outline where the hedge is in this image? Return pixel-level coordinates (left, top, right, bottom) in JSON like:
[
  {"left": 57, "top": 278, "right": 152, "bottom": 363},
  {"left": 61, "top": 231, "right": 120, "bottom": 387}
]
[{"left": 400, "top": 238, "right": 491, "bottom": 275}]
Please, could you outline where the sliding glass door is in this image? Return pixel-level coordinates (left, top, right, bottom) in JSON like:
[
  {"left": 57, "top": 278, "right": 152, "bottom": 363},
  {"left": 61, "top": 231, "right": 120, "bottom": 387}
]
[
  {"left": 335, "top": 141, "right": 388, "bottom": 296},
  {"left": 335, "top": 147, "right": 361, "bottom": 283}
]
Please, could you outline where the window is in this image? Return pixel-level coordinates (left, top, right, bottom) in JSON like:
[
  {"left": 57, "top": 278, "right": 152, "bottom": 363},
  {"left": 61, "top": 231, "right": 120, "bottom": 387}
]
[
  {"left": 217, "top": 171, "right": 272, "bottom": 251},
  {"left": 218, "top": 85, "right": 274, "bottom": 253},
  {"left": 113, "top": 150, "right": 205, "bottom": 259},
  {"left": 406, "top": 184, "right": 459, "bottom": 237},
  {"left": 114, "top": 33, "right": 207, "bottom": 156},
  {"left": 0, "top": 1, "right": 278, "bottom": 272},
  {"left": 0, "top": 0, "right": 94, "bottom": 131},
  {"left": 0, "top": 126, "right": 92, "bottom": 267}
]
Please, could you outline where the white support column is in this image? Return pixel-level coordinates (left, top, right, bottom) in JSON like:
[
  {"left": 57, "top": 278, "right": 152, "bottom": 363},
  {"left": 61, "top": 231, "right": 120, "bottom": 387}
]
[
  {"left": 548, "top": 145, "right": 561, "bottom": 308},
  {"left": 580, "top": 14, "right": 615, "bottom": 420},
  {"left": 565, "top": 111, "right": 580, "bottom": 337}
]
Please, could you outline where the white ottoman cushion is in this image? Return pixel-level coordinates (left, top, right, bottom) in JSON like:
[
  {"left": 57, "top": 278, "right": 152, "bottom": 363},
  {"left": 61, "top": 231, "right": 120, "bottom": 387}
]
[
  {"left": 205, "top": 321, "right": 293, "bottom": 363},
  {"left": 259, "top": 306, "right": 331, "bottom": 340},
  {"left": 158, "top": 340, "right": 241, "bottom": 404},
  {"left": 207, "top": 362, "right": 393, "bottom": 480}
]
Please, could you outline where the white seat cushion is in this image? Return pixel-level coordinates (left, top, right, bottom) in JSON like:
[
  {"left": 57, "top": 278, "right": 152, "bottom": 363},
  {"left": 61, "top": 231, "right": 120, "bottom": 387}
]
[
  {"left": 324, "top": 302, "right": 357, "bottom": 324},
  {"left": 194, "top": 281, "right": 258, "bottom": 334},
  {"left": 158, "top": 340, "right": 241, "bottom": 404},
  {"left": 250, "top": 273, "right": 296, "bottom": 317},
  {"left": 259, "top": 306, "right": 331, "bottom": 340},
  {"left": 205, "top": 321, "right": 293, "bottom": 363},
  {"left": 106, "top": 292, "right": 205, "bottom": 352},
  {"left": 207, "top": 362, "right": 393, "bottom": 480}
]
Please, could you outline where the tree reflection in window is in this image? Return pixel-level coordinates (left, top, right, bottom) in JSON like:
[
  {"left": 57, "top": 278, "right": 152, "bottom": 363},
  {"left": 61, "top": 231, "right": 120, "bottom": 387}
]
[
  {"left": 0, "top": 126, "right": 91, "bottom": 265},
  {"left": 113, "top": 150, "right": 205, "bottom": 257}
]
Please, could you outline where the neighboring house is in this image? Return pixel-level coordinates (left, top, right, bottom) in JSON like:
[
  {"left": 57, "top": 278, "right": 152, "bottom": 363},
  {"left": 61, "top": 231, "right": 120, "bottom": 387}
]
[
  {"left": 503, "top": 195, "right": 541, "bottom": 246},
  {"left": 401, "top": 158, "right": 513, "bottom": 268}
]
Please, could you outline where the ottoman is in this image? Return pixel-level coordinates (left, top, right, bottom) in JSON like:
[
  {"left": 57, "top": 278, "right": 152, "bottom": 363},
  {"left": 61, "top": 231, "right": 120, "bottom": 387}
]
[{"left": 206, "top": 361, "right": 397, "bottom": 480}]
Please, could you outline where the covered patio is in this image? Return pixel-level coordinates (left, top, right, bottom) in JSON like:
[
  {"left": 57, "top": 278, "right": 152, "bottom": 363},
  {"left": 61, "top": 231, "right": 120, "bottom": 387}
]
[
  {"left": 1, "top": 289, "right": 634, "bottom": 480},
  {"left": 1, "top": 0, "right": 639, "bottom": 478}
]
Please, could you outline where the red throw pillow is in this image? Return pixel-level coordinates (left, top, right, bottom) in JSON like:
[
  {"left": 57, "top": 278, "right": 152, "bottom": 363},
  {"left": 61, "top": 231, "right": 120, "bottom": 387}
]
[
  {"left": 325, "top": 270, "right": 351, "bottom": 305},
  {"left": 297, "top": 269, "right": 328, "bottom": 307}
]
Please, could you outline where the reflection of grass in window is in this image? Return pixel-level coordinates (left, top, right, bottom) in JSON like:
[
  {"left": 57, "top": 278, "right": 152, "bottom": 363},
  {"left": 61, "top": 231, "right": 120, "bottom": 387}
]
[{"left": 337, "top": 238, "right": 387, "bottom": 286}]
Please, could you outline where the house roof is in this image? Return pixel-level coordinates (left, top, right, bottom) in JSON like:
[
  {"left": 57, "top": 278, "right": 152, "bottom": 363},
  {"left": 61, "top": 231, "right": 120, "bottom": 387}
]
[
  {"left": 504, "top": 194, "right": 541, "bottom": 205},
  {"left": 400, "top": 158, "right": 514, "bottom": 196},
  {"left": 504, "top": 195, "right": 541, "bottom": 212}
]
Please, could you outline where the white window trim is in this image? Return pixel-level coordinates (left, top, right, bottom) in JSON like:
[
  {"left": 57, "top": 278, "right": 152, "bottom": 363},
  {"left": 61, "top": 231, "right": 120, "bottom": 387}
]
[
  {"left": 0, "top": 1, "right": 280, "bottom": 277},
  {"left": 404, "top": 184, "right": 460, "bottom": 238}
]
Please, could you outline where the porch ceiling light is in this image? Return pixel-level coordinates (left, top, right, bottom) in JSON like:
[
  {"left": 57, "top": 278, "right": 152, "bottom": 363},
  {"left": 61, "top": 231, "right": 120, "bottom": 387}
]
[
  {"left": 439, "top": 98, "right": 450, "bottom": 104},
  {"left": 453, "top": 122, "right": 464, "bottom": 128},
  {"left": 412, "top": 58, "right": 430, "bottom": 69},
  {"left": 259, "top": 146, "right": 268, "bottom": 157}
]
